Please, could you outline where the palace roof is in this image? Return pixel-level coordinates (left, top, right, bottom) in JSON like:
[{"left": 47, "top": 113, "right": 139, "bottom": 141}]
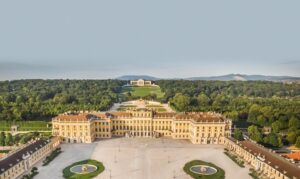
[
  {"left": 104, "top": 112, "right": 132, "bottom": 118},
  {"left": 53, "top": 111, "right": 226, "bottom": 123},
  {"left": 174, "top": 112, "right": 225, "bottom": 123},
  {"left": 0, "top": 139, "right": 49, "bottom": 174},
  {"left": 153, "top": 112, "right": 177, "bottom": 118},
  {"left": 55, "top": 113, "right": 97, "bottom": 122}
]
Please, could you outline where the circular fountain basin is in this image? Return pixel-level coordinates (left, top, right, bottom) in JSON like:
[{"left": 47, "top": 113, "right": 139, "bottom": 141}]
[
  {"left": 190, "top": 165, "right": 217, "bottom": 175},
  {"left": 70, "top": 164, "right": 97, "bottom": 174}
]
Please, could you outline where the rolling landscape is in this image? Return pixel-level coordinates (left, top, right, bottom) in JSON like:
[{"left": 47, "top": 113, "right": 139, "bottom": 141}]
[{"left": 117, "top": 74, "right": 300, "bottom": 82}]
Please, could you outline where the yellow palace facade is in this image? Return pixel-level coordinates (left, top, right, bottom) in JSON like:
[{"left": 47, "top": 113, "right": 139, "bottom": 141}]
[{"left": 52, "top": 109, "right": 232, "bottom": 144}]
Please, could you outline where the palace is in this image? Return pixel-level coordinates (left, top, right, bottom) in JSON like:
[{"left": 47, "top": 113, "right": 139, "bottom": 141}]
[
  {"left": 130, "top": 79, "right": 153, "bottom": 86},
  {"left": 52, "top": 109, "right": 232, "bottom": 144}
]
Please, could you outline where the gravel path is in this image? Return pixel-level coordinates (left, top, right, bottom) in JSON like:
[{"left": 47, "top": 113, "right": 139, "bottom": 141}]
[
  {"left": 35, "top": 138, "right": 251, "bottom": 179},
  {"left": 35, "top": 143, "right": 97, "bottom": 179}
]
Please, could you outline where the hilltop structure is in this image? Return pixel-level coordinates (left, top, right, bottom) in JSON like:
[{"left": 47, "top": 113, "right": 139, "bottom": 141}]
[
  {"left": 130, "top": 79, "right": 153, "bottom": 86},
  {"left": 52, "top": 109, "right": 232, "bottom": 144}
]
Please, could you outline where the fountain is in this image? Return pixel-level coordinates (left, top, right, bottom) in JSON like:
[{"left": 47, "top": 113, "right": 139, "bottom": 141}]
[
  {"left": 190, "top": 165, "right": 217, "bottom": 175},
  {"left": 70, "top": 164, "right": 97, "bottom": 174}
]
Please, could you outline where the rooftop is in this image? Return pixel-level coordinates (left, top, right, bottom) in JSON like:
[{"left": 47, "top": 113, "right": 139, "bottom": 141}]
[
  {"left": 283, "top": 151, "right": 300, "bottom": 161},
  {"left": 238, "top": 140, "right": 300, "bottom": 179},
  {"left": 55, "top": 113, "right": 98, "bottom": 122},
  {"left": 53, "top": 111, "right": 226, "bottom": 123},
  {"left": 0, "top": 139, "right": 49, "bottom": 174}
]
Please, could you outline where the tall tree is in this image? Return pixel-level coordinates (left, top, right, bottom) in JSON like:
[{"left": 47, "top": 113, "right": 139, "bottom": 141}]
[
  {"left": 248, "top": 125, "right": 263, "bottom": 143},
  {"left": 170, "top": 93, "right": 190, "bottom": 112},
  {"left": 233, "top": 129, "right": 243, "bottom": 141},
  {"left": 0, "top": 132, "right": 6, "bottom": 146},
  {"left": 5, "top": 133, "right": 13, "bottom": 146},
  {"left": 271, "top": 121, "right": 282, "bottom": 133},
  {"left": 295, "top": 136, "right": 300, "bottom": 148},
  {"left": 247, "top": 104, "right": 261, "bottom": 124}
]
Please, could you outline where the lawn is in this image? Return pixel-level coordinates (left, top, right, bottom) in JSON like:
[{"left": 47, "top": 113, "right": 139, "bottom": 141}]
[
  {"left": 0, "top": 121, "right": 51, "bottom": 131},
  {"left": 183, "top": 160, "right": 225, "bottom": 179},
  {"left": 122, "top": 86, "right": 164, "bottom": 98},
  {"left": 63, "top": 159, "right": 105, "bottom": 179}
]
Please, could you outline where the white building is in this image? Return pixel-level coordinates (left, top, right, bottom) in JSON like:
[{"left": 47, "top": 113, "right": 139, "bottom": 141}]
[{"left": 130, "top": 79, "right": 153, "bottom": 86}]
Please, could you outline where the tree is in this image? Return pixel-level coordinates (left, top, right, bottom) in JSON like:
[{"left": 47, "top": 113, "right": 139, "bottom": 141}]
[
  {"left": 295, "top": 136, "right": 300, "bottom": 148},
  {"left": 257, "top": 115, "right": 266, "bottom": 126},
  {"left": 248, "top": 104, "right": 261, "bottom": 124},
  {"left": 263, "top": 133, "right": 282, "bottom": 147},
  {"left": 247, "top": 125, "right": 263, "bottom": 143},
  {"left": 233, "top": 129, "right": 243, "bottom": 141},
  {"left": 5, "top": 133, "right": 13, "bottom": 146},
  {"left": 212, "top": 94, "right": 227, "bottom": 111},
  {"left": 260, "top": 106, "right": 273, "bottom": 121},
  {"left": 287, "top": 131, "right": 297, "bottom": 144},
  {"left": 197, "top": 93, "right": 210, "bottom": 106},
  {"left": 0, "top": 132, "right": 5, "bottom": 146},
  {"left": 20, "top": 134, "right": 31, "bottom": 144},
  {"left": 271, "top": 121, "right": 281, "bottom": 133},
  {"left": 289, "top": 117, "right": 300, "bottom": 129},
  {"left": 170, "top": 93, "right": 190, "bottom": 112}
]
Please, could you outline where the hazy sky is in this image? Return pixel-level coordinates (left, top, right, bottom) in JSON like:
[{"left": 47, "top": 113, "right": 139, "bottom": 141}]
[{"left": 0, "top": 0, "right": 300, "bottom": 80}]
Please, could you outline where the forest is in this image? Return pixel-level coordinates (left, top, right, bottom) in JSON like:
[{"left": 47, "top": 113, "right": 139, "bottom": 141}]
[
  {"left": 0, "top": 79, "right": 125, "bottom": 121},
  {"left": 0, "top": 79, "right": 300, "bottom": 147},
  {"left": 156, "top": 80, "right": 300, "bottom": 148}
]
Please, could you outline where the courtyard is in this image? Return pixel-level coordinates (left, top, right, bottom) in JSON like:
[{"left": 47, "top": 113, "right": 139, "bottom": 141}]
[{"left": 36, "top": 138, "right": 251, "bottom": 179}]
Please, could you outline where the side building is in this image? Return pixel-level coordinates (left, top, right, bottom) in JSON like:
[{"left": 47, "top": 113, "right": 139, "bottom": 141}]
[
  {"left": 224, "top": 138, "right": 300, "bottom": 179},
  {"left": 0, "top": 137, "right": 60, "bottom": 179},
  {"left": 52, "top": 109, "right": 232, "bottom": 144}
]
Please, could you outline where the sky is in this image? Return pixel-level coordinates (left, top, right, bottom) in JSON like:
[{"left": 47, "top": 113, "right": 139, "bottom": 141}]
[{"left": 0, "top": 0, "right": 300, "bottom": 80}]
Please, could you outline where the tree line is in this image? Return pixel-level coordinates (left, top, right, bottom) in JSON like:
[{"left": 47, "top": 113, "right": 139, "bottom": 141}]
[
  {"left": 0, "top": 79, "right": 125, "bottom": 121},
  {"left": 1, "top": 79, "right": 300, "bottom": 147},
  {"left": 156, "top": 80, "right": 300, "bottom": 147}
]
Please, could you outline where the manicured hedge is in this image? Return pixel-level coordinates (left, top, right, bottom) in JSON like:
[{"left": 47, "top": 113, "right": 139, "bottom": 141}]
[
  {"left": 63, "top": 159, "right": 104, "bottom": 179},
  {"left": 42, "top": 147, "right": 62, "bottom": 166},
  {"left": 224, "top": 150, "right": 245, "bottom": 167},
  {"left": 183, "top": 160, "right": 225, "bottom": 179}
]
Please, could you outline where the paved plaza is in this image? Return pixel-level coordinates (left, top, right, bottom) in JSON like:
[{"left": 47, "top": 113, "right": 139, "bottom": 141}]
[{"left": 36, "top": 138, "right": 251, "bottom": 179}]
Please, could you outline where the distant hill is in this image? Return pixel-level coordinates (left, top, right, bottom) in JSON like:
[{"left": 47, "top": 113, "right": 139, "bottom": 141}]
[
  {"left": 187, "top": 74, "right": 300, "bottom": 82},
  {"left": 116, "top": 75, "right": 160, "bottom": 81},
  {"left": 116, "top": 74, "right": 300, "bottom": 82}
]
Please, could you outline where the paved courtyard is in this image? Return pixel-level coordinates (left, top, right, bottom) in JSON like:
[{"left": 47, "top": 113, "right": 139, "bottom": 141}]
[{"left": 36, "top": 138, "right": 251, "bottom": 179}]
